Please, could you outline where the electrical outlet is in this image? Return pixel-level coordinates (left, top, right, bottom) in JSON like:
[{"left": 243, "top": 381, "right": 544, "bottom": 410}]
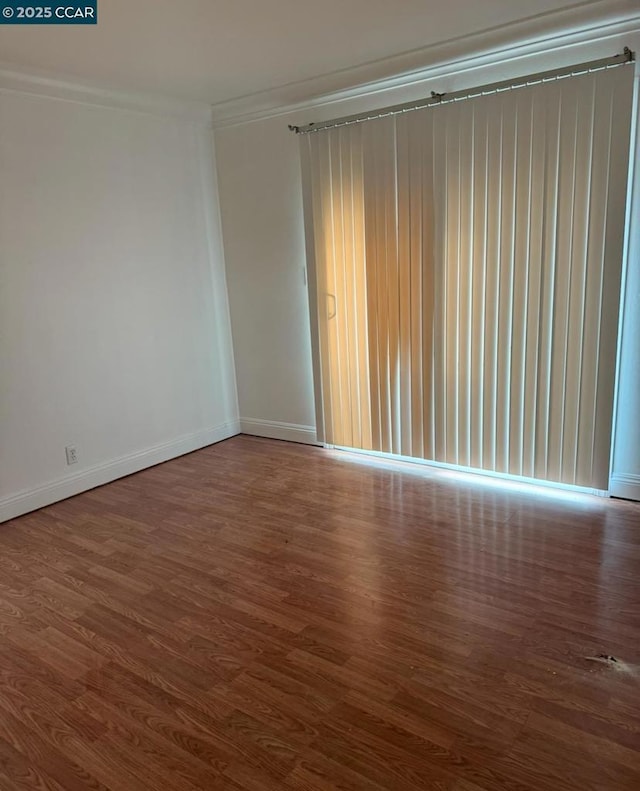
[{"left": 65, "top": 445, "right": 78, "bottom": 465}]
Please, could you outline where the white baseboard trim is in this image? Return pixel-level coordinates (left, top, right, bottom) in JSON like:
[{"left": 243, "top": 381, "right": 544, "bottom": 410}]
[
  {"left": 609, "top": 473, "right": 640, "bottom": 502},
  {"left": 240, "top": 418, "right": 319, "bottom": 446},
  {"left": 0, "top": 420, "right": 241, "bottom": 524}
]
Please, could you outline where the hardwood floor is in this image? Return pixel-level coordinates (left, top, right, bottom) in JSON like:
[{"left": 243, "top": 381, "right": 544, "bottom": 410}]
[{"left": 1, "top": 435, "right": 639, "bottom": 790}]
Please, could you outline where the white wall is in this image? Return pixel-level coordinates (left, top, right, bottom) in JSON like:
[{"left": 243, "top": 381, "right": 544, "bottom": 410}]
[
  {"left": 216, "top": 118, "right": 317, "bottom": 445},
  {"left": 215, "top": 23, "right": 640, "bottom": 498},
  {"left": 0, "top": 83, "right": 239, "bottom": 522}
]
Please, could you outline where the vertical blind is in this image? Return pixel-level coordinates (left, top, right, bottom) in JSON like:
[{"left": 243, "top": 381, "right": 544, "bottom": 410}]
[{"left": 302, "top": 64, "right": 634, "bottom": 489}]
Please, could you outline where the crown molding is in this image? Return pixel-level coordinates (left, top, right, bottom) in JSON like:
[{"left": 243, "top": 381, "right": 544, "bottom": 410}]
[
  {"left": 0, "top": 1, "right": 636, "bottom": 129},
  {"left": 211, "top": 0, "right": 640, "bottom": 128},
  {"left": 0, "top": 60, "right": 214, "bottom": 124}
]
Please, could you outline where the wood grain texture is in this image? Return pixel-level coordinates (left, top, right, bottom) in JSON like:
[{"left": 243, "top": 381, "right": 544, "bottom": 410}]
[{"left": 1, "top": 434, "right": 639, "bottom": 790}]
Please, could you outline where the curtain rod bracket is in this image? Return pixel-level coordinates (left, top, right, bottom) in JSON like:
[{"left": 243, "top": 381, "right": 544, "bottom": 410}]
[
  {"left": 431, "top": 91, "right": 446, "bottom": 102},
  {"left": 290, "top": 122, "right": 317, "bottom": 133}
]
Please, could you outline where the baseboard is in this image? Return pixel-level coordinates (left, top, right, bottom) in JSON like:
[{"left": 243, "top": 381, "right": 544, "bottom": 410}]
[
  {"left": 609, "top": 472, "right": 640, "bottom": 502},
  {"left": 0, "top": 420, "right": 241, "bottom": 524},
  {"left": 240, "top": 418, "right": 319, "bottom": 446}
]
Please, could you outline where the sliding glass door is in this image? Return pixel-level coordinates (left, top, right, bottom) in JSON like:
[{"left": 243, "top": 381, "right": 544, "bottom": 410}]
[{"left": 301, "top": 62, "right": 634, "bottom": 489}]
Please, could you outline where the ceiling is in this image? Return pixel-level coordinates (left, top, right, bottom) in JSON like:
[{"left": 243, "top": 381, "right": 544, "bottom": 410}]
[{"left": 0, "top": 0, "right": 633, "bottom": 106}]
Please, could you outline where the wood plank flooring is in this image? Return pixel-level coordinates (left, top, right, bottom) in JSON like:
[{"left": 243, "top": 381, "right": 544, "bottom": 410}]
[{"left": 1, "top": 434, "right": 639, "bottom": 790}]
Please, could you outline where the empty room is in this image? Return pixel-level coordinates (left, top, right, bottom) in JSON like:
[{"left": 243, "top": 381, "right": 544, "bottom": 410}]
[{"left": 1, "top": 0, "right": 640, "bottom": 789}]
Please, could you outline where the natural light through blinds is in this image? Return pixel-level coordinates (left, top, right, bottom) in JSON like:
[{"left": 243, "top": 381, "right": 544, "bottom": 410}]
[{"left": 301, "top": 63, "right": 634, "bottom": 489}]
